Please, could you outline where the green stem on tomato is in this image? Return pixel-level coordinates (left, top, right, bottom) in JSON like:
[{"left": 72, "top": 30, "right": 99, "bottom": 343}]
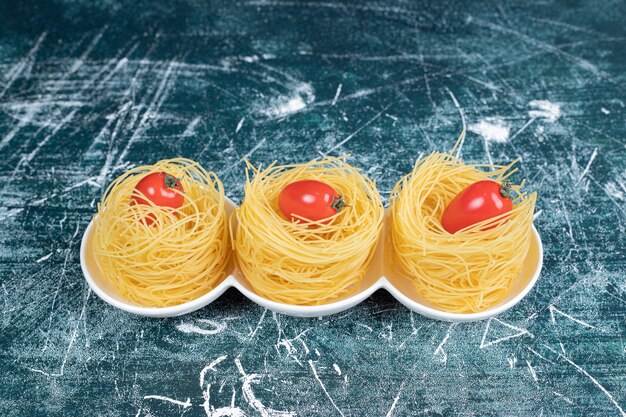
[
  {"left": 163, "top": 173, "right": 179, "bottom": 189},
  {"left": 500, "top": 180, "right": 512, "bottom": 199},
  {"left": 331, "top": 195, "right": 348, "bottom": 212}
]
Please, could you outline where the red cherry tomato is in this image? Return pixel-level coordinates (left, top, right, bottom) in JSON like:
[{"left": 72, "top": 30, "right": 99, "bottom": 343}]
[
  {"left": 131, "top": 172, "right": 184, "bottom": 225},
  {"left": 278, "top": 180, "right": 346, "bottom": 223},
  {"left": 441, "top": 180, "right": 512, "bottom": 234}
]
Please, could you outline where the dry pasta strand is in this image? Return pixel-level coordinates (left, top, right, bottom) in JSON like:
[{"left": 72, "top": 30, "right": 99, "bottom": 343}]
[
  {"left": 93, "top": 158, "right": 231, "bottom": 307},
  {"left": 234, "top": 156, "right": 384, "bottom": 305}
]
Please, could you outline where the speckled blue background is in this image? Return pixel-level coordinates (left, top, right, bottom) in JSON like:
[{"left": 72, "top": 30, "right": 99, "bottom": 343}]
[{"left": 1, "top": 1, "right": 625, "bottom": 416}]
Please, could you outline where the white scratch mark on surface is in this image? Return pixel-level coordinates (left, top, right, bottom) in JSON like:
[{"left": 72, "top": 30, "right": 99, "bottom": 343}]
[
  {"left": 507, "top": 356, "right": 517, "bottom": 368},
  {"left": 236, "top": 358, "right": 296, "bottom": 417},
  {"left": 299, "top": 338, "right": 310, "bottom": 355},
  {"left": 275, "top": 338, "right": 301, "bottom": 366},
  {"left": 244, "top": 1, "right": 428, "bottom": 17},
  {"left": 103, "top": 56, "right": 130, "bottom": 84},
  {"left": 182, "top": 116, "right": 202, "bottom": 137},
  {"left": 248, "top": 308, "right": 267, "bottom": 339},
  {"left": 385, "top": 381, "right": 405, "bottom": 417},
  {"left": 0, "top": 31, "right": 47, "bottom": 101},
  {"left": 2, "top": 283, "right": 8, "bottom": 318},
  {"left": 276, "top": 328, "right": 311, "bottom": 362},
  {"left": 357, "top": 323, "right": 373, "bottom": 332},
  {"left": 544, "top": 345, "right": 625, "bottom": 415},
  {"left": 96, "top": 101, "right": 133, "bottom": 185},
  {"left": 235, "top": 117, "right": 245, "bottom": 133},
  {"left": 200, "top": 356, "right": 247, "bottom": 417},
  {"left": 480, "top": 317, "right": 533, "bottom": 349},
  {"left": 412, "top": 50, "right": 434, "bottom": 104},
  {"left": 331, "top": 83, "right": 342, "bottom": 106},
  {"left": 143, "top": 395, "right": 192, "bottom": 409},
  {"left": 28, "top": 177, "right": 98, "bottom": 207},
  {"left": 526, "top": 360, "right": 538, "bottom": 382},
  {"left": 553, "top": 391, "right": 574, "bottom": 405},
  {"left": 35, "top": 253, "right": 53, "bottom": 263},
  {"left": 222, "top": 138, "right": 268, "bottom": 176},
  {"left": 0, "top": 208, "right": 24, "bottom": 222},
  {"left": 557, "top": 171, "right": 575, "bottom": 240},
  {"left": 445, "top": 87, "right": 467, "bottom": 157},
  {"left": 509, "top": 118, "right": 536, "bottom": 142},
  {"left": 0, "top": 104, "right": 43, "bottom": 151},
  {"left": 40, "top": 223, "right": 81, "bottom": 352},
  {"left": 528, "top": 100, "right": 561, "bottom": 122},
  {"left": 176, "top": 319, "right": 227, "bottom": 335},
  {"left": 333, "top": 364, "right": 342, "bottom": 376},
  {"left": 396, "top": 311, "right": 425, "bottom": 350},
  {"left": 24, "top": 109, "right": 78, "bottom": 164},
  {"left": 29, "top": 288, "right": 91, "bottom": 377},
  {"left": 200, "top": 355, "right": 228, "bottom": 388},
  {"left": 549, "top": 305, "right": 596, "bottom": 329},
  {"left": 69, "top": 26, "right": 107, "bottom": 74},
  {"left": 590, "top": 175, "right": 626, "bottom": 217},
  {"left": 526, "top": 346, "right": 556, "bottom": 365},
  {"left": 604, "top": 182, "right": 625, "bottom": 202},
  {"left": 577, "top": 147, "right": 598, "bottom": 184},
  {"left": 309, "top": 359, "right": 345, "bottom": 417},
  {"left": 434, "top": 324, "right": 454, "bottom": 365},
  {"left": 465, "top": 75, "right": 500, "bottom": 91},
  {"left": 471, "top": 16, "right": 617, "bottom": 83},
  {"left": 379, "top": 323, "right": 393, "bottom": 341},
  {"left": 327, "top": 103, "right": 391, "bottom": 153},
  {"left": 117, "top": 60, "right": 179, "bottom": 164}
]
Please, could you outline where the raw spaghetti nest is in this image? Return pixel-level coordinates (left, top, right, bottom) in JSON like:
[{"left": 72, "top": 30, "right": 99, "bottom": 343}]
[
  {"left": 93, "top": 158, "right": 230, "bottom": 307},
  {"left": 387, "top": 151, "right": 536, "bottom": 313},
  {"left": 233, "top": 156, "right": 384, "bottom": 305}
]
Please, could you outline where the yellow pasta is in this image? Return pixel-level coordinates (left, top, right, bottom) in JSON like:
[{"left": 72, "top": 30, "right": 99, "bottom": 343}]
[
  {"left": 93, "top": 158, "right": 230, "bottom": 307},
  {"left": 233, "top": 156, "right": 384, "bottom": 305},
  {"left": 387, "top": 150, "right": 536, "bottom": 313}
]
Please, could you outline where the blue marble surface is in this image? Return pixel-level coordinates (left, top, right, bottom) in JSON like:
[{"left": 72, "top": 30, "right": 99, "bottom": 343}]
[{"left": 1, "top": 1, "right": 625, "bottom": 416}]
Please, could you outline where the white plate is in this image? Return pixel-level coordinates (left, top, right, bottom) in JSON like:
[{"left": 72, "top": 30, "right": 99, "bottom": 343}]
[{"left": 81, "top": 199, "right": 543, "bottom": 321}]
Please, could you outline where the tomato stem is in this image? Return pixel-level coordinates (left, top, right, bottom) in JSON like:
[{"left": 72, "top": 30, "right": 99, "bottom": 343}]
[
  {"left": 500, "top": 180, "right": 512, "bottom": 199},
  {"left": 331, "top": 195, "right": 348, "bottom": 212},
  {"left": 163, "top": 173, "right": 179, "bottom": 189}
]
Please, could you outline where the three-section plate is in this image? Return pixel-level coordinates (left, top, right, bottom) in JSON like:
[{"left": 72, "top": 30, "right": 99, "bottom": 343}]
[{"left": 81, "top": 199, "right": 542, "bottom": 322}]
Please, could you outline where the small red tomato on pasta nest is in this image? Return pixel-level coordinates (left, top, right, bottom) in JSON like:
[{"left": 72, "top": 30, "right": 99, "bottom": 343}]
[
  {"left": 278, "top": 180, "right": 347, "bottom": 224},
  {"left": 441, "top": 180, "right": 513, "bottom": 234},
  {"left": 131, "top": 172, "right": 184, "bottom": 225}
]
